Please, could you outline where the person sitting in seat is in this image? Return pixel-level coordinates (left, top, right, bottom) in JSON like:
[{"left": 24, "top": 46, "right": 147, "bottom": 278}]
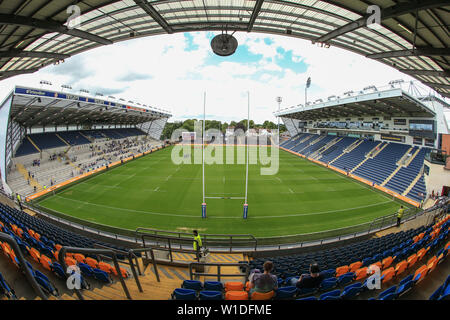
[
  {"left": 294, "top": 262, "right": 324, "bottom": 290},
  {"left": 249, "top": 261, "right": 278, "bottom": 295}
]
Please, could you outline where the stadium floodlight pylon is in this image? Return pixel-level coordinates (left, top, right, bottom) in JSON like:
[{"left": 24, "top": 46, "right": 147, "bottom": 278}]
[{"left": 201, "top": 91, "right": 250, "bottom": 219}]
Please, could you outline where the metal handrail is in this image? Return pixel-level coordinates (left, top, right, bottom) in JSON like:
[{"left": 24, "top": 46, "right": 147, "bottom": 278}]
[
  {"left": 189, "top": 262, "right": 250, "bottom": 284},
  {"left": 140, "top": 234, "right": 201, "bottom": 263},
  {"left": 58, "top": 246, "right": 132, "bottom": 300},
  {"left": 127, "top": 247, "right": 161, "bottom": 293},
  {"left": 0, "top": 232, "right": 48, "bottom": 300}
]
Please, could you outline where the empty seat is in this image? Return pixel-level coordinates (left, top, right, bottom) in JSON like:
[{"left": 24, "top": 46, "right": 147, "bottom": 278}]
[{"left": 225, "top": 291, "right": 248, "bottom": 300}]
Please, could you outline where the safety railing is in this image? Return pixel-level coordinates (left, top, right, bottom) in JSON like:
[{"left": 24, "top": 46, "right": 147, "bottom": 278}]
[
  {"left": 135, "top": 227, "right": 257, "bottom": 252},
  {"left": 0, "top": 232, "right": 48, "bottom": 300},
  {"left": 58, "top": 246, "right": 132, "bottom": 300},
  {"left": 189, "top": 262, "right": 251, "bottom": 284},
  {"left": 127, "top": 247, "right": 161, "bottom": 293}
]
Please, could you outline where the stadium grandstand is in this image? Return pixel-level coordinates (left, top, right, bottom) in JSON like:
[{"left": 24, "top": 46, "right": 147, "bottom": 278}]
[
  {"left": 276, "top": 83, "right": 450, "bottom": 206},
  {"left": 0, "top": 0, "right": 448, "bottom": 309}
]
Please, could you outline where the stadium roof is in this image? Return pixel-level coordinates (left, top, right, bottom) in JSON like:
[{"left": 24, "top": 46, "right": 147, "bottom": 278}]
[
  {"left": 0, "top": 1, "right": 448, "bottom": 96},
  {"left": 273, "top": 87, "right": 436, "bottom": 120},
  {"left": 7, "top": 85, "right": 171, "bottom": 127}
]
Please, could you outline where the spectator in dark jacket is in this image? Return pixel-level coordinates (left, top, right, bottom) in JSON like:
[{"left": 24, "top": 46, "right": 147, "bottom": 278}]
[{"left": 295, "top": 262, "right": 324, "bottom": 290}]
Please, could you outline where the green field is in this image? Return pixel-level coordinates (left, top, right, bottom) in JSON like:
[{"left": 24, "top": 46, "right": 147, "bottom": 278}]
[{"left": 36, "top": 145, "right": 408, "bottom": 238}]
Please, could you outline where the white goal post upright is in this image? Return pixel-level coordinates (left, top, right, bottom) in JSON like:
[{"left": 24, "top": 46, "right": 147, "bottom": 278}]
[
  {"left": 243, "top": 91, "right": 250, "bottom": 219},
  {"left": 201, "top": 91, "right": 207, "bottom": 219},
  {"left": 201, "top": 91, "right": 249, "bottom": 219}
]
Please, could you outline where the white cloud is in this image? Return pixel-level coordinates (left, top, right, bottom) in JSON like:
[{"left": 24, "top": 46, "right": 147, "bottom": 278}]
[{"left": 0, "top": 31, "right": 443, "bottom": 125}]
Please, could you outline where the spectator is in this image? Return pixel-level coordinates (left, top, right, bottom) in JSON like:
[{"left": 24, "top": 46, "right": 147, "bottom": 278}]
[
  {"left": 249, "top": 261, "right": 278, "bottom": 295},
  {"left": 294, "top": 262, "right": 324, "bottom": 290}
]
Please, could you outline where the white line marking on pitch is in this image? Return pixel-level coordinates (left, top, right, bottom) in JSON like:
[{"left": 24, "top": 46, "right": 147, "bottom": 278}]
[
  {"left": 288, "top": 188, "right": 294, "bottom": 194},
  {"left": 154, "top": 186, "right": 160, "bottom": 192},
  {"left": 165, "top": 174, "right": 172, "bottom": 181},
  {"left": 53, "top": 195, "right": 394, "bottom": 219}
]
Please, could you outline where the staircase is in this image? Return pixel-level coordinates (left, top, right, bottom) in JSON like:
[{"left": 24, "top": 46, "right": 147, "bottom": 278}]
[
  {"left": 290, "top": 135, "right": 312, "bottom": 150},
  {"left": 343, "top": 139, "right": 364, "bottom": 153},
  {"left": 15, "top": 163, "right": 43, "bottom": 192},
  {"left": 350, "top": 142, "right": 384, "bottom": 173},
  {"left": 26, "top": 136, "right": 41, "bottom": 153},
  {"left": 298, "top": 135, "right": 324, "bottom": 153},
  {"left": 52, "top": 253, "right": 247, "bottom": 300},
  {"left": 402, "top": 169, "right": 424, "bottom": 196},
  {"left": 380, "top": 146, "right": 414, "bottom": 187},
  {"left": 55, "top": 133, "right": 71, "bottom": 147},
  {"left": 79, "top": 131, "right": 94, "bottom": 143},
  {"left": 311, "top": 137, "right": 341, "bottom": 159},
  {"left": 400, "top": 147, "right": 421, "bottom": 167}
]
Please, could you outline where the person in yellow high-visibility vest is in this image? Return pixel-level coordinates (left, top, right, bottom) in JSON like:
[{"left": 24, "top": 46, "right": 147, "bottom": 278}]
[
  {"left": 397, "top": 206, "right": 405, "bottom": 227},
  {"left": 16, "top": 194, "right": 22, "bottom": 210},
  {"left": 193, "top": 230, "right": 203, "bottom": 260}
]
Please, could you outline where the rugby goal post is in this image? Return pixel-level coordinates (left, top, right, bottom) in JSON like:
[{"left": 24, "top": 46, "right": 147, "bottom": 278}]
[{"left": 201, "top": 91, "right": 250, "bottom": 219}]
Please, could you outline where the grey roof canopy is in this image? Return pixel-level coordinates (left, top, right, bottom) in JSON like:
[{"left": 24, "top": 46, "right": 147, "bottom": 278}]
[
  {"left": 274, "top": 88, "right": 436, "bottom": 121},
  {"left": 0, "top": 0, "right": 448, "bottom": 96}
]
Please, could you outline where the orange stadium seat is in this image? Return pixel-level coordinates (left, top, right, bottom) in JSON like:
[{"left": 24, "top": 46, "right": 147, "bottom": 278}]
[
  {"left": 381, "top": 267, "right": 395, "bottom": 284},
  {"left": 111, "top": 266, "right": 130, "bottom": 278},
  {"left": 407, "top": 254, "right": 418, "bottom": 268},
  {"left": 65, "top": 257, "right": 77, "bottom": 266},
  {"left": 251, "top": 291, "right": 274, "bottom": 300},
  {"left": 413, "top": 265, "right": 428, "bottom": 284},
  {"left": 394, "top": 260, "right": 408, "bottom": 276},
  {"left": 382, "top": 257, "right": 393, "bottom": 269},
  {"left": 29, "top": 248, "right": 41, "bottom": 263},
  {"left": 349, "top": 261, "right": 362, "bottom": 273},
  {"left": 416, "top": 248, "right": 427, "bottom": 262},
  {"left": 225, "top": 291, "right": 248, "bottom": 300},
  {"left": 354, "top": 267, "right": 369, "bottom": 281},
  {"left": 427, "top": 256, "right": 438, "bottom": 273},
  {"left": 85, "top": 257, "right": 99, "bottom": 269},
  {"left": 98, "top": 261, "right": 114, "bottom": 274},
  {"left": 335, "top": 266, "right": 349, "bottom": 277},
  {"left": 225, "top": 282, "right": 244, "bottom": 291},
  {"left": 74, "top": 253, "right": 86, "bottom": 264},
  {"left": 40, "top": 255, "right": 52, "bottom": 271}
]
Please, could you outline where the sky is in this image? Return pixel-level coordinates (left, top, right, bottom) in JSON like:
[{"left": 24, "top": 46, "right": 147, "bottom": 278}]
[{"left": 0, "top": 31, "right": 440, "bottom": 124}]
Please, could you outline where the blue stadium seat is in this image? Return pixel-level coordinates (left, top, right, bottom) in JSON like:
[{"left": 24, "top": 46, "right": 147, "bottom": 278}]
[
  {"left": 296, "top": 296, "right": 317, "bottom": 301},
  {"left": 319, "top": 278, "right": 337, "bottom": 292},
  {"left": 378, "top": 285, "right": 397, "bottom": 300},
  {"left": 199, "top": 290, "right": 223, "bottom": 300},
  {"left": 172, "top": 288, "right": 197, "bottom": 300},
  {"left": 182, "top": 280, "right": 203, "bottom": 291},
  {"left": 204, "top": 281, "right": 223, "bottom": 291},
  {"left": 93, "top": 268, "right": 112, "bottom": 283},
  {"left": 340, "top": 282, "right": 362, "bottom": 299},
  {"left": 319, "top": 289, "right": 341, "bottom": 300},
  {"left": 275, "top": 286, "right": 297, "bottom": 299},
  {"left": 338, "top": 272, "right": 355, "bottom": 286}
]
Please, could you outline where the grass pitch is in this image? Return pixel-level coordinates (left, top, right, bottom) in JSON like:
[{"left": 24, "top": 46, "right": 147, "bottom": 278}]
[{"left": 36, "top": 145, "right": 408, "bottom": 238}]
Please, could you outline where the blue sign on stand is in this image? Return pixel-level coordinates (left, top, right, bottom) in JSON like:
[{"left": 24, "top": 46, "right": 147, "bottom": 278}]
[
  {"left": 202, "top": 203, "right": 207, "bottom": 219},
  {"left": 243, "top": 204, "right": 248, "bottom": 219}
]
